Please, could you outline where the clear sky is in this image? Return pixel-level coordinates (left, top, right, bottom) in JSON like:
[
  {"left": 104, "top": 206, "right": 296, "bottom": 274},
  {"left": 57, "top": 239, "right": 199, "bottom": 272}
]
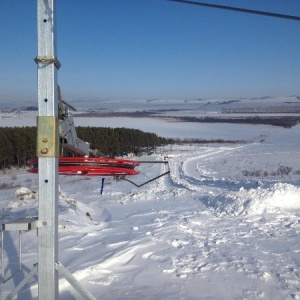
[{"left": 1, "top": 0, "right": 300, "bottom": 104}]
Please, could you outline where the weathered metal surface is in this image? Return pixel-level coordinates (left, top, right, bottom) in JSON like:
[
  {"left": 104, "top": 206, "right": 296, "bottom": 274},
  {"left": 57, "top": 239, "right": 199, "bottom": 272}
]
[{"left": 37, "top": 116, "right": 59, "bottom": 157}]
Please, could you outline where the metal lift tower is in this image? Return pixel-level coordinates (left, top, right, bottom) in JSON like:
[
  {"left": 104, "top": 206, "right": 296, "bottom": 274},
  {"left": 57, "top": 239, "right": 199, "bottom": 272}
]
[
  {"left": 36, "top": 0, "right": 59, "bottom": 298},
  {"left": 35, "top": 1, "right": 95, "bottom": 299},
  {"left": 2, "top": 1, "right": 130, "bottom": 297}
]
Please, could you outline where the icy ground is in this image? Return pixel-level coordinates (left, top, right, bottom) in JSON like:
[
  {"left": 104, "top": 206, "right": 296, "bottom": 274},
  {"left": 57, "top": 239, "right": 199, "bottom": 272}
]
[{"left": 1, "top": 124, "right": 300, "bottom": 299}]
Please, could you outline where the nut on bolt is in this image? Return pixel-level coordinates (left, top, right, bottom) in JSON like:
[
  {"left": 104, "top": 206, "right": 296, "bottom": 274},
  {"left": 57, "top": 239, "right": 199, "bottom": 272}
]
[{"left": 41, "top": 148, "right": 48, "bottom": 154}]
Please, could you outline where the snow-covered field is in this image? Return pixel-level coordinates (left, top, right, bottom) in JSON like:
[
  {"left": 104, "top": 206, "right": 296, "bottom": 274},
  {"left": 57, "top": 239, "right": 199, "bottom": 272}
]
[{"left": 0, "top": 99, "right": 300, "bottom": 299}]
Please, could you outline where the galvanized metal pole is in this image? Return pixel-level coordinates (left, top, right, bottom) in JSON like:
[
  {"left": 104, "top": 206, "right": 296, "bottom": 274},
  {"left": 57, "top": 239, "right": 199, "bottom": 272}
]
[{"left": 36, "top": 0, "right": 59, "bottom": 299}]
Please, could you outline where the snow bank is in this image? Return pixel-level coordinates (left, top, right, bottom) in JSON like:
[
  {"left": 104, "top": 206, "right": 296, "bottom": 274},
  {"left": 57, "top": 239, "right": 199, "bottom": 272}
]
[
  {"left": 238, "top": 183, "right": 300, "bottom": 214},
  {"left": 204, "top": 183, "right": 300, "bottom": 215}
]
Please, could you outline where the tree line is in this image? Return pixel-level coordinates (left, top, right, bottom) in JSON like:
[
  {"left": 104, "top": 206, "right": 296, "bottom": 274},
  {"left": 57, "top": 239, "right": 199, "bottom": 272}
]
[{"left": 0, "top": 126, "right": 172, "bottom": 169}]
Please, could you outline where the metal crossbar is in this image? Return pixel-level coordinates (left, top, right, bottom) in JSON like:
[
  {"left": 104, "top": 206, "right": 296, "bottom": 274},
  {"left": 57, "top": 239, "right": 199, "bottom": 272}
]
[
  {"left": 4, "top": 264, "right": 38, "bottom": 300},
  {"left": 56, "top": 262, "right": 97, "bottom": 300},
  {"left": 1, "top": 217, "right": 38, "bottom": 284}
]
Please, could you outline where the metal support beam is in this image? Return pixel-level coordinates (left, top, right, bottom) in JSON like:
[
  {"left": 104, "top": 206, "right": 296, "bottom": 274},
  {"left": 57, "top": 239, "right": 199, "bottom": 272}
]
[
  {"left": 5, "top": 265, "right": 38, "bottom": 300},
  {"left": 56, "top": 262, "right": 97, "bottom": 300},
  {"left": 36, "top": 0, "right": 59, "bottom": 299}
]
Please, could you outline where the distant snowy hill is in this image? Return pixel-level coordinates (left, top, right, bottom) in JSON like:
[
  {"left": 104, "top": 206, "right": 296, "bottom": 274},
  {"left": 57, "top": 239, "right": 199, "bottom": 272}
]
[
  {"left": 63, "top": 95, "right": 300, "bottom": 113},
  {"left": 1, "top": 95, "right": 300, "bottom": 112},
  {"left": 1, "top": 96, "right": 300, "bottom": 140}
]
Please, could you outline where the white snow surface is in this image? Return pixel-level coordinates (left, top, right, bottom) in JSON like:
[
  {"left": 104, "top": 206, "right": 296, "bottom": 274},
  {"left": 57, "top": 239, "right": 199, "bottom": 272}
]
[{"left": 1, "top": 107, "right": 300, "bottom": 299}]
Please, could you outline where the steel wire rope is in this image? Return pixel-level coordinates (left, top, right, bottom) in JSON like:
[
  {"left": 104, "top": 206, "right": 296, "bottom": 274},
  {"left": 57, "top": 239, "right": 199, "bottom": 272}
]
[{"left": 169, "top": 0, "right": 300, "bottom": 22}]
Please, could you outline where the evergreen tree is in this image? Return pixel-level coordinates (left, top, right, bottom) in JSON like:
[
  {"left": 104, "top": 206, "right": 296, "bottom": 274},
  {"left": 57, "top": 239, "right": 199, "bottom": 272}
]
[{"left": 0, "top": 126, "right": 170, "bottom": 168}]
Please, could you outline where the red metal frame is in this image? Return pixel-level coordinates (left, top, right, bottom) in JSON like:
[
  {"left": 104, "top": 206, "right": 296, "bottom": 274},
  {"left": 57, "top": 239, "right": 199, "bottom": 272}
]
[{"left": 27, "top": 157, "right": 140, "bottom": 176}]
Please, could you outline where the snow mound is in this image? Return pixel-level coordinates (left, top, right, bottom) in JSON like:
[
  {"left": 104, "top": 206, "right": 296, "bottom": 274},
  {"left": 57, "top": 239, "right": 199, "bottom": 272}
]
[
  {"left": 204, "top": 183, "right": 300, "bottom": 215},
  {"left": 15, "top": 187, "right": 32, "bottom": 197},
  {"left": 4, "top": 187, "right": 38, "bottom": 210},
  {"left": 237, "top": 183, "right": 300, "bottom": 214}
]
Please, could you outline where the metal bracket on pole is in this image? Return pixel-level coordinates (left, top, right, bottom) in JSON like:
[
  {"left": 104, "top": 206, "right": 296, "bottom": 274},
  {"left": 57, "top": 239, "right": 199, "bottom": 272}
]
[
  {"left": 34, "top": 55, "right": 61, "bottom": 69},
  {"left": 36, "top": 116, "right": 60, "bottom": 157}
]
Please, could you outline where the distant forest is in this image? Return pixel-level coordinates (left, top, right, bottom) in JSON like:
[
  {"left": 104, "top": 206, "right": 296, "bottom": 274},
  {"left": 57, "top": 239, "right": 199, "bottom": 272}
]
[{"left": 0, "top": 126, "right": 172, "bottom": 169}]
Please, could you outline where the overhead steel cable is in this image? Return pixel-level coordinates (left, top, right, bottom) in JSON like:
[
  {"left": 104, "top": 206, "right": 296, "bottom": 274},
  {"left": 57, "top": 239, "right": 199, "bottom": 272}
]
[{"left": 169, "top": 0, "right": 300, "bottom": 22}]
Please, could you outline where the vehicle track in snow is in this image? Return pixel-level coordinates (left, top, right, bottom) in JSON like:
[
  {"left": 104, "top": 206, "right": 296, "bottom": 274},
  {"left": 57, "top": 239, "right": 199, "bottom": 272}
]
[{"left": 168, "top": 145, "right": 246, "bottom": 193}]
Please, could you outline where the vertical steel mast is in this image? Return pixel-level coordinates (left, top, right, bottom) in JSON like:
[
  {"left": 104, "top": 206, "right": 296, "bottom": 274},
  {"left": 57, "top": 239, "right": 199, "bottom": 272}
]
[
  {"left": 34, "top": 2, "right": 96, "bottom": 299},
  {"left": 36, "top": 0, "right": 59, "bottom": 298}
]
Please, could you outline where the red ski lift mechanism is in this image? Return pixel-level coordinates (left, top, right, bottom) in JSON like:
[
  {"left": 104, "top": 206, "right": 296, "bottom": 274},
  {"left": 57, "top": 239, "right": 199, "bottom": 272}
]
[
  {"left": 27, "top": 86, "right": 170, "bottom": 185},
  {"left": 28, "top": 157, "right": 140, "bottom": 176}
]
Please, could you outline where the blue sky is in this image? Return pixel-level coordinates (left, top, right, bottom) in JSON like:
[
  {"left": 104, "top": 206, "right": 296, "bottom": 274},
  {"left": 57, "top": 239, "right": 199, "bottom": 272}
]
[{"left": 1, "top": 0, "right": 300, "bottom": 103}]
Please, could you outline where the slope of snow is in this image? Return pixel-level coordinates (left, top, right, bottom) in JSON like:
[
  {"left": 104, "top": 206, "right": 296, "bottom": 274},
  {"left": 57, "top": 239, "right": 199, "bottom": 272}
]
[{"left": 1, "top": 120, "right": 300, "bottom": 299}]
